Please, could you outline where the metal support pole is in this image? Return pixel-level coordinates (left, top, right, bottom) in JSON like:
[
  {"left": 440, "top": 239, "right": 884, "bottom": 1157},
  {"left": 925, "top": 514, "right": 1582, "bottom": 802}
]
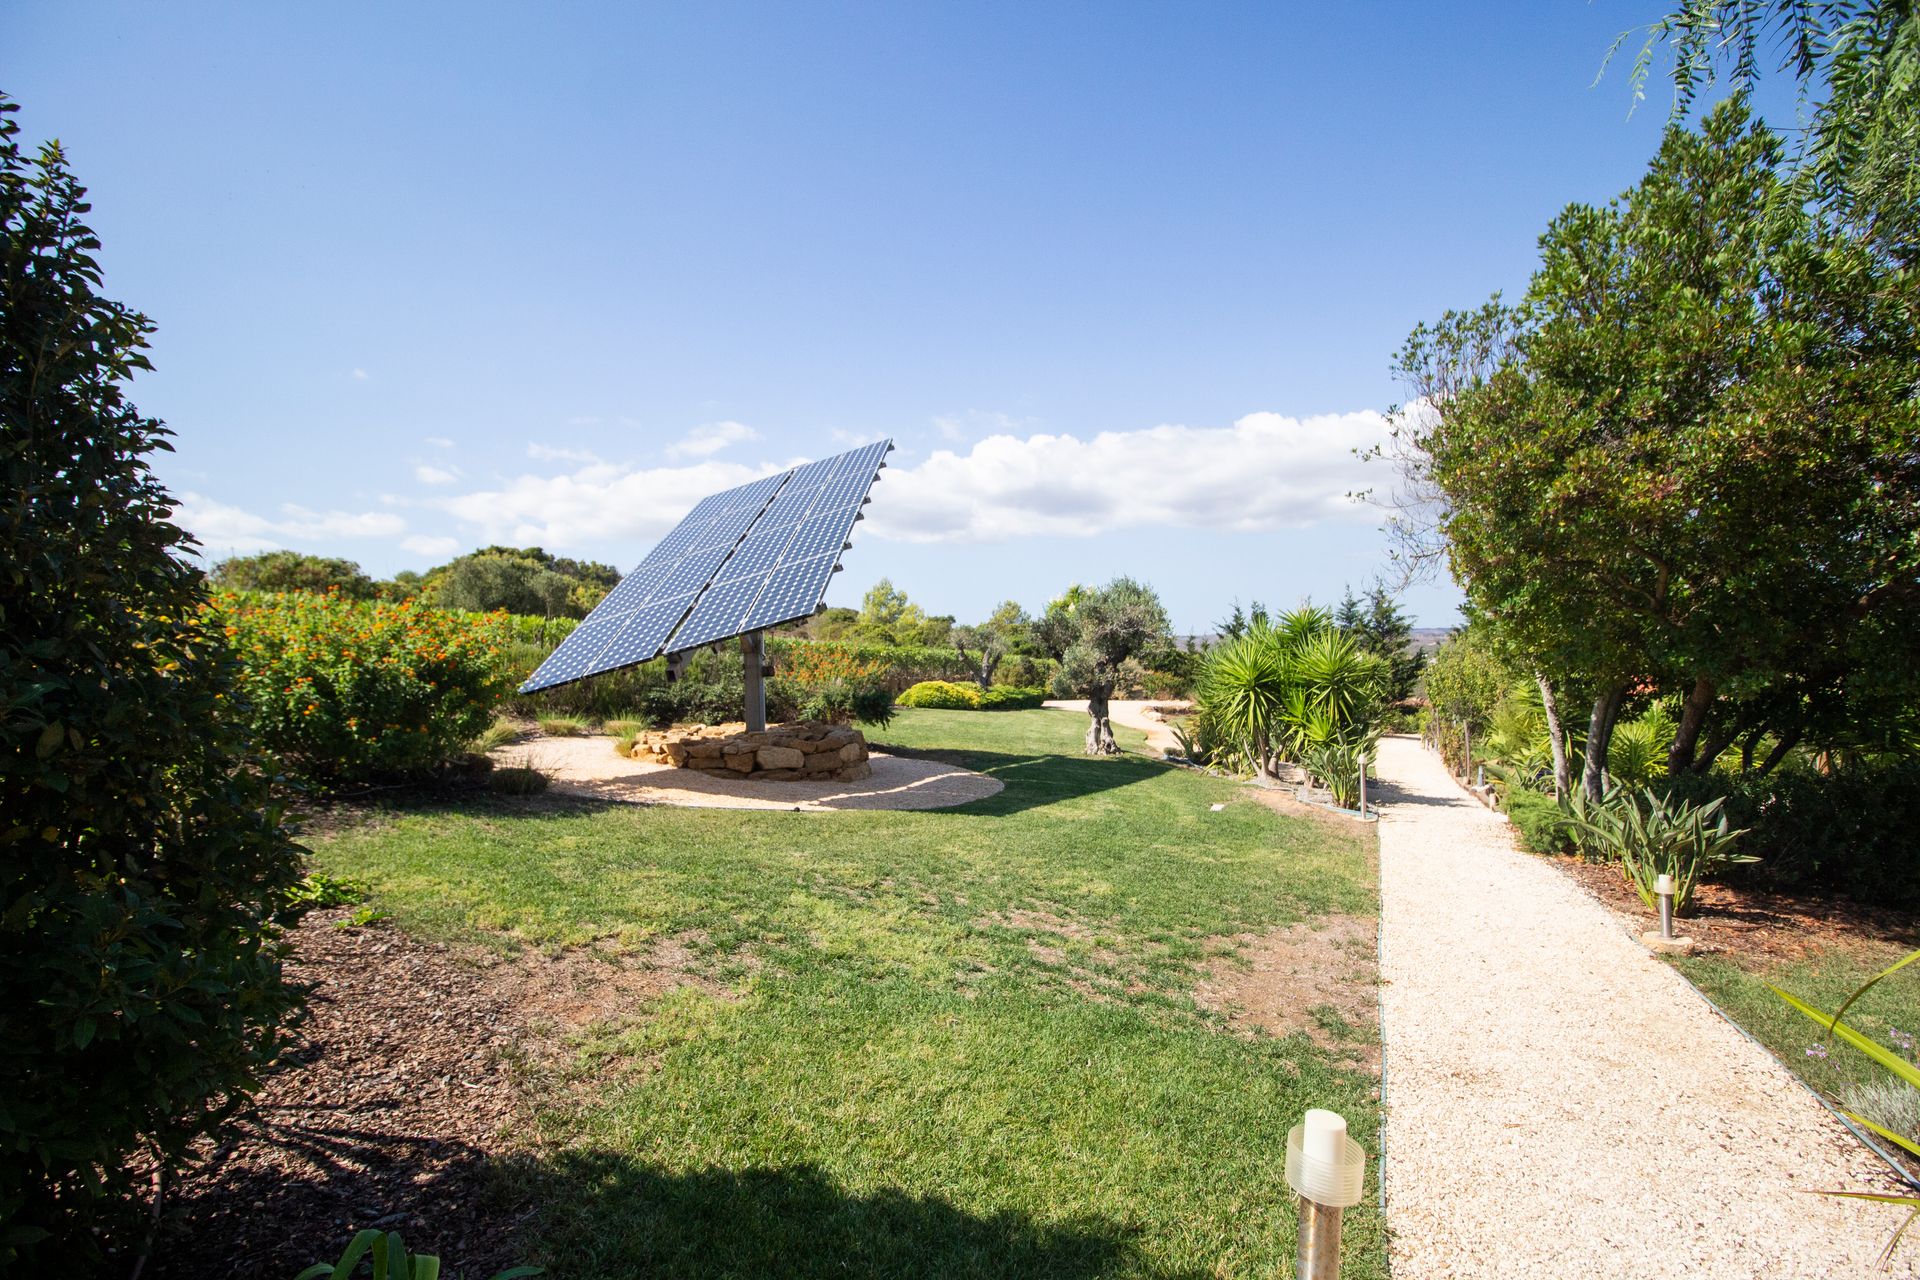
[
  {"left": 741, "top": 630, "right": 767, "bottom": 732},
  {"left": 1297, "top": 1198, "right": 1344, "bottom": 1280},
  {"left": 1656, "top": 873, "right": 1675, "bottom": 940},
  {"left": 1357, "top": 758, "right": 1367, "bottom": 819}
]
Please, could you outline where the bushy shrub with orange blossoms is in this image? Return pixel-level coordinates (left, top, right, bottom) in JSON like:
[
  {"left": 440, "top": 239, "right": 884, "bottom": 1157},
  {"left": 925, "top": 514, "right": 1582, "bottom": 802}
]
[{"left": 211, "top": 589, "right": 512, "bottom": 785}]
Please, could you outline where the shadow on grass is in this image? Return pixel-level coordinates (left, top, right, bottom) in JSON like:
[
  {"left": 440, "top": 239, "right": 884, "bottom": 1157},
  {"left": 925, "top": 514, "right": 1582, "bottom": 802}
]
[
  {"left": 525, "top": 1152, "right": 1209, "bottom": 1280},
  {"left": 866, "top": 744, "right": 1173, "bottom": 817}
]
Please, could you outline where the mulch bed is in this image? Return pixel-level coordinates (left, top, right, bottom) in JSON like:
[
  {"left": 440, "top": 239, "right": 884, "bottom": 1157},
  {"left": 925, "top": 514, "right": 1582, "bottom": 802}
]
[
  {"left": 144, "top": 907, "right": 540, "bottom": 1279},
  {"left": 1547, "top": 854, "right": 1919, "bottom": 969}
]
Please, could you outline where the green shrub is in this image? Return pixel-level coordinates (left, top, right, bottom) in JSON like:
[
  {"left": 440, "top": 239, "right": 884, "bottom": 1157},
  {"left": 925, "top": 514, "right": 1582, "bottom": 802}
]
[
  {"left": 1503, "top": 788, "right": 1573, "bottom": 855},
  {"left": 1, "top": 101, "right": 306, "bottom": 1265},
  {"left": 978, "top": 686, "right": 1046, "bottom": 710},
  {"left": 218, "top": 591, "right": 512, "bottom": 787},
  {"left": 296, "top": 1227, "right": 541, "bottom": 1280},
  {"left": 469, "top": 715, "right": 522, "bottom": 754},
  {"left": 1660, "top": 764, "right": 1920, "bottom": 908},
  {"left": 898, "top": 680, "right": 984, "bottom": 709},
  {"left": 536, "top": 714, "right": 591, "bottom": 736},
  {"left": 603, "top": 718, "right": 648, "bottom": 737},
  {"left": 487, "top": 764, "right": 551, "bottom": 796}
]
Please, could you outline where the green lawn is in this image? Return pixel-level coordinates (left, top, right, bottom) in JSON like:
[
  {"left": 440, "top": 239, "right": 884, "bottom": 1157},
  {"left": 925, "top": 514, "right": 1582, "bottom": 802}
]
[{"left": 312, "top": 707, "right": 1384, "bottom": 1278}]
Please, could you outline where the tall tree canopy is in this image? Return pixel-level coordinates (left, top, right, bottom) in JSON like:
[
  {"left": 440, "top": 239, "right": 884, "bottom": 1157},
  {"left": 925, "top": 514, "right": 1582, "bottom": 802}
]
[
  {"left": 1396, "top": 100, "right": 1920, "bottom": 794},
  {"left": 210, "top": 549, "right": 377, "bottom": 599}
]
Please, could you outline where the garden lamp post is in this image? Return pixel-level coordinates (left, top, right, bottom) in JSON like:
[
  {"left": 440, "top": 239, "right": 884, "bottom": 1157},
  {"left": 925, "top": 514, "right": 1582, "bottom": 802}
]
[
  {"left": 1656, "top": 873, "right": 1675, "bottom": 940},
  {"left": 1286, "top": 1108, "right": 1367, "bottom": 1280}
]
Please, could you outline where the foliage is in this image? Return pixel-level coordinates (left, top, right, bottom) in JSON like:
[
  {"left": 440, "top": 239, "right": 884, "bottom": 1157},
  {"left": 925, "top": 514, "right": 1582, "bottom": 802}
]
[
  {"left": 766, "top": 637, "right": 974, "bottom": 695},
  {"left": 772, "top": 641, "right": 888, "bottom": 689},
  {"left": 1052, "top": 578, "right": 1174, "bottom": 754},
  {"left": 211, "top": 550, "right": 377, "bottom": 599},
  {"left": 1196, "top": 608, "right": 1389, "bottom": 795},
  {"left": 1420, "top": 624, "right": 1510, "bottom": 734},
  {"left": 1769, "top": 947, "right": 1920, "bottom": 1266},
  {"left": 791, "top": 678, "right": 896, "bottom": 727},
  {"left": 536, "top": 715, "right": 591, "bottom": 736},
  {"left": 978, "top": 686, "right": 1046, "bottom": 711},
  {"left": 898, "top": 680, "right": 983, "bottom": 710},
  {"left": 849, "top": 577, "right": 954, "bottom": 647},
  {"left": 1563, "top": 788, "right": 1754, "bottom": 913},
  {"left": 952, "top": 600, "right": 1035, "bottom": 687},
  {"left": 1606, "top": 705, "right": 1678, "bottom": 789},
  {"left": 1626, "top": 0, "right": 1919, "bottom": 257},
  {"left": 429, "top": 546, "right": 617, "bottom": 619},
  {"left": 1396, "top": 100, "right": 1920, "bottom": 791},
  {"left": 1335, "top": 584, "right": 1427, "bottom": 703},
  {"left": 469, "top": 715, "right": 522, "bottom": 755},
  {"left": 1501, "top": 786, "right": 1574, "bottom": 855},
  {"left": 284, "top": 873, "right": 368, "bottom": 912},
  {"left": 1659, "top": 762, "right": 1920, "bottom": 907},
  {"left": 486, "top": 764, "right": 550, "bottom": 796},
  {"left": 295, "top": 1227, "right": 541, "bottom": 1280},
  {"left": 217, "top": 591, "right": 512, "bottom": 786},
  {"left": 0, "top": 98, "right": 306, "bottom": 1265}
]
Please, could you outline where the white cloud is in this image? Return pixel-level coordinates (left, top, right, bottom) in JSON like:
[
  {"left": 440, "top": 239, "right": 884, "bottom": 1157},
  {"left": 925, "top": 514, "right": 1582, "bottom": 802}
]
[
  {"left": 401, "top": 534, "right": 460, "bottom": 558},
  {"left": 352, "top": 368, "right": 370, "bottom": 381},
  {"left": 423, "top": 409, "right": 1390, "bottom": 552},
  {"left": 866, "top": 410, "right": 1392, "bottom": 543},
  {"left": 424, "top": 436, "right": 455, "bottom": 449},
  {"left": 172, "top": 492, "right": 407, "bottom": 555},
  {"left": 666, "top": 420, "right": 758, "bottom": 459},
  {"left": 414, "top": 464, "right": 460, "bottom": 486},
  {"left": 528, "top": 442, "right": 602, "bottom": 464},
  {"left": 434, "top": 459, "right": 782, "bottom": 548}
]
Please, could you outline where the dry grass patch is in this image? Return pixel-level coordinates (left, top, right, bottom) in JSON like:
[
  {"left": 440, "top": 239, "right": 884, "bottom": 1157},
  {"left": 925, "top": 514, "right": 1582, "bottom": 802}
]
[{"left": 1195, "top": 914, "right": 1379, "bottom": 1066}]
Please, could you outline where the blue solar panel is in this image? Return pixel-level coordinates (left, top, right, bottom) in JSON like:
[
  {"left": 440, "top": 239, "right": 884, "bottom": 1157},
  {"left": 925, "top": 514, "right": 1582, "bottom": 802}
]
[
  {"left": 741, "top": 552, "right": 841, "bottom": 632},
  {"left": 518, "top": 439, "right": 891, "bottom": 692}
]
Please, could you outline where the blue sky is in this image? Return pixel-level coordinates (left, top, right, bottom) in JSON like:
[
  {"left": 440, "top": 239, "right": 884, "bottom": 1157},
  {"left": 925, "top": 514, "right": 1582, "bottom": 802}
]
[{"left": 11, "top": 2, "right": 1777, "bottom": 631}]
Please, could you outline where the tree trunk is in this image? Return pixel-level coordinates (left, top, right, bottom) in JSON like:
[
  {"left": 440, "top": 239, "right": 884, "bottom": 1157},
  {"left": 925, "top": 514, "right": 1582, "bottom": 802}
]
[
  {"left": 1085, "top": 682, "right": 1118, "bottom": 755},
  {"left": 1535, "top": 672, "right": 1571, "bottom": 801},
  {"left": 1757, "top": 729, "right": 1801, "bottom": 776},
  {"left": 1666, "top": 675, "right": 1716, "bottom": 777},
  {"left": 1581, "top": 684, "right": 1628, "bottom": 800}
]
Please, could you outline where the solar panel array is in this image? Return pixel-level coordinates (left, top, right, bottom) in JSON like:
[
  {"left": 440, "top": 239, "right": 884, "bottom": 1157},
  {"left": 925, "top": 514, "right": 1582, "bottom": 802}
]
[{"left": 518, "top": 440, "right": 892, "bottom": 693}]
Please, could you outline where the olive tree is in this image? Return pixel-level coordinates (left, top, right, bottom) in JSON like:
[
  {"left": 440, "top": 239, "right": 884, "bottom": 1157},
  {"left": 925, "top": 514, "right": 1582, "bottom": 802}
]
[
  {"left": 1050, "top": 578, "right": 1171, "bottom": 754},
  {"left": 0, "top": 98, "right": 304, "bottom": 1265}
]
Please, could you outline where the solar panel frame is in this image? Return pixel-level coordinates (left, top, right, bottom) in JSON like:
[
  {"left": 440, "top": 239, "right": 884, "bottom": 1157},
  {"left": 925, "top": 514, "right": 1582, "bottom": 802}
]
[{"left": 516, "top": 440, "right": 890, "bottom": 693}]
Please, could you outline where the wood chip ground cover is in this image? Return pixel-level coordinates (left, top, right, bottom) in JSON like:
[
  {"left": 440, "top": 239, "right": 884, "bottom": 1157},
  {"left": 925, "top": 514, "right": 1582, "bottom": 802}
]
[{"left": 235, "top": 707, "right": 1385, "bottom": 1278}]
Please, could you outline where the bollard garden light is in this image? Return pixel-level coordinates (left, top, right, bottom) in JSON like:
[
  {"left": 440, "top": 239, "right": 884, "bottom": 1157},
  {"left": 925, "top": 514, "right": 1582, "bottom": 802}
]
[
  {"left": 1286, "top": 1108, "right": 1367, "bottom": 1280},
  {"left": 1656, "top": 872, "right": 1675, "bottom": 940}
]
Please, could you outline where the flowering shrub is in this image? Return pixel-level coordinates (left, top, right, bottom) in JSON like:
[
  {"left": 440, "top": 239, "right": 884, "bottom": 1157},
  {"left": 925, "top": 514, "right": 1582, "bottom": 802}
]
[
  {"left": 215, "top": 590, "right": 512, "bottom": 784},
  {"left": 773, "top": 640, "right": 889, "bottom": 688}
]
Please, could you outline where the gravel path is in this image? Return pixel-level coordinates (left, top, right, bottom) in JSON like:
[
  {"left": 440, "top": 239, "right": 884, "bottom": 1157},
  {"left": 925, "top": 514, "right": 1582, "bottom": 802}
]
[
  {"left": 495, "top": 734, "right": 1003, "bottom": 811},
  {"left": 1373, "top": 735, "right": 1913, "bottom": 1279},
  {"left": 1041, "top": 699, "right": 1191, "bottom": 756}
]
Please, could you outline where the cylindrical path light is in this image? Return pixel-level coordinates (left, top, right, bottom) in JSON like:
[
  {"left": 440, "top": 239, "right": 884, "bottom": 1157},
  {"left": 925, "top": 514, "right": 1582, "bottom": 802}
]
[{"left": 1286, "top": 1108, "right": 1367, "bottom": 1279}]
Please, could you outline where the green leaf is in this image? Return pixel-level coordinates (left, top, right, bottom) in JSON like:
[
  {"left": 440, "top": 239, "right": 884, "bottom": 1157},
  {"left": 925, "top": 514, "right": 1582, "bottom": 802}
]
[
  {"left": 1768, "top": 985, "right": 1920, "bottom": 1089},
  {"left": 34, "top": 721, "right": 62, "bottom": 758},
  {"left": 1829, "top": 947, "right": 1920, "bottom": 1038},
  {"left": 1838, "top": 1108, "right": 1920, "bottom": 1159}
]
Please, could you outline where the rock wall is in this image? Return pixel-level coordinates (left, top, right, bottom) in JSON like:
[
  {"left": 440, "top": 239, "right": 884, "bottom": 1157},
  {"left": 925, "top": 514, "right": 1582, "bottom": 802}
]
[{"left": 628, "top": 720, "right": 872, "bottom": 783}]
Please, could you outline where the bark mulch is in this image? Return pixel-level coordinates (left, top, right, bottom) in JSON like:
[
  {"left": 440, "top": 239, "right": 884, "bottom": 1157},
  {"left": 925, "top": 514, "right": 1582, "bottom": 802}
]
[
  {"left": 1548, "top": 854, "right": 1919, "bottom": 968},
  {"left": 145, "top": 907, "right": 540, "bottom": 1280}
]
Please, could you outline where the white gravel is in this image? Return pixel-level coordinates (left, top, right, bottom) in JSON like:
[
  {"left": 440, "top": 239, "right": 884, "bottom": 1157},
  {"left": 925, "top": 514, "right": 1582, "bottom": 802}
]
[{"left": 1373, "top": 735, "right": 1914, "bottom": 1279}]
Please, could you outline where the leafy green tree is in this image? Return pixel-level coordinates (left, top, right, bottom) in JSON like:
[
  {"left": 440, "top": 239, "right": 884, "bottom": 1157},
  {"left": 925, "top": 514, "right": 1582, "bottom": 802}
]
[
  {"left": 1035, "top": 583, "right": 1090, "bottom": 660},
  {"left": 1623, "top": 0, "right": 1918, "bottom": 258},
  {"left": 1396, "top": 100, "right": 1919, "bottom": 796},
  {"left": 0, "top": 98, "right": 303, "bottom": 1264},
  {"left": 1050, "top": 578, "right": 1173, "bottom": 753},
  {"left": 210, "top": 549, "right": 377, "bottom": 598},
  {"left": 850, "top": 577, "right": 952, "bottom": 646},
  {"left": 952, "top": 600, "right": 1033, "bottom": 687}
]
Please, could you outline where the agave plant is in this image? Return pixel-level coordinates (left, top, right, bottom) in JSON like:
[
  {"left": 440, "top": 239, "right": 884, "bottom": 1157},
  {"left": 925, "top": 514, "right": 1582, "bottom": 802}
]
[{"left": 1563, "top": 787, "right": 1755, "bottom": 913}]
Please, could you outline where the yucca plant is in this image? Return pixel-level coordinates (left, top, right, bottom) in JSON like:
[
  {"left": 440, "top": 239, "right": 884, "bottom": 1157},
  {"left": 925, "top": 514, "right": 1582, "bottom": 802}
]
[
  {"left": 1196, "top": 624, "right": 1291, "bottom": 778},
  {"left": 295, "top": 1228, "right": 541, "bottom": 1279},
  {"left": 1771, "top": 948, "right": 1920, "bottom": 1267}
]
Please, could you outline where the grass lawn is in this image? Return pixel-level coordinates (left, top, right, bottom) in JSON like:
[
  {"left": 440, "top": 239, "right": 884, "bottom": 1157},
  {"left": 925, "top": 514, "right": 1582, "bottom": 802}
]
[{"left": 311, "top": 707, "right": 1384, "bottom": 1278}]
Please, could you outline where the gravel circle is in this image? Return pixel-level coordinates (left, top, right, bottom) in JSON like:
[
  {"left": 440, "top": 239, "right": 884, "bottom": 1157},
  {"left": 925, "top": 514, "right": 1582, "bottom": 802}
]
[
  {"left": 494, "top": 734, "right": 1003, "bottom": 811},
  {"left": 1373, "top": 735, "right": 1914, "bottom": 1279}
]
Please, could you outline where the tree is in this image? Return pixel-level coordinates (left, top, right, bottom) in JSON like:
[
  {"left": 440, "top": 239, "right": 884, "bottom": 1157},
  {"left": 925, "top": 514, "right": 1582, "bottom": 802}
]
[
  {"left": 0, "top": 98, "right": 304, "bottom": 1264},
  {"left": 1336, "top": 584, "right": 1426, "bottom": 703},
  {"left": 1623, "top": 0, "right": 1919, "bottom": 258},
  {"left": 1396, "top": 100, "right": 1920, "bottom": 796},
  {"left": 210, "top": 549, "right": 377, "bottom": 598},
  {"left": 1050, "top": 578, "right": 1172, "bottom": 754},
  {"left": 422, "top": 545, "right": 616, "bottom": 617},
  {"left": 850, "top": 577, "right": 952, "bottom": 646},
  {"left": 952, "top": 601, "right": 1033, "bottom": 687}
]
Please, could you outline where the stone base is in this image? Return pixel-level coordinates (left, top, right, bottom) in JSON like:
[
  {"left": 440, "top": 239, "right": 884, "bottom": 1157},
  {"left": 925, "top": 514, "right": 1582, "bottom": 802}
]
[
  {"left": 1640, "top": 931, "right": 1699, "bottom": 956},
  {"left": 628, "top": 720, "right": 871, "bottom": 783}
]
